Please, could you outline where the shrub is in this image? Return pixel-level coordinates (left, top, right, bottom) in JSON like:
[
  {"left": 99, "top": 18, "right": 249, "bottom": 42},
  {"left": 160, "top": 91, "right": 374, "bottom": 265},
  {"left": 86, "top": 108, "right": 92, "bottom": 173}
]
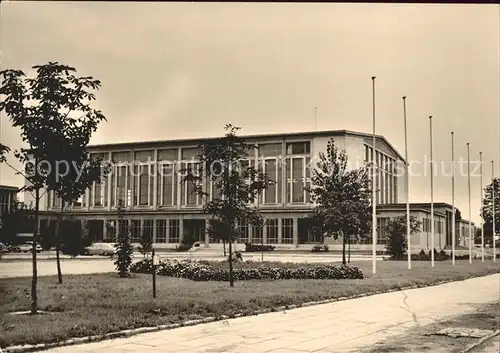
[
  {"left": 244, "top": 243, "right": 275, "bottom": 252},
  {"left": 130, "top": 259, "right": 364, "bottom": 281},
  {"left": 311, "top": 245, "right": 329, "bottom": 253},
  {"left": 176, "top": 244, "right": 191, "bottom": 252}
]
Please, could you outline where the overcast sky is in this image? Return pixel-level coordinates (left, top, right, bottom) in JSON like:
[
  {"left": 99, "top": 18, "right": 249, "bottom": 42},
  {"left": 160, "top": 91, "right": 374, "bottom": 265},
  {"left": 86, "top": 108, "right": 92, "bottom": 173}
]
[{"left": 1, "top": 2, "right": 498, "bottom": 223}]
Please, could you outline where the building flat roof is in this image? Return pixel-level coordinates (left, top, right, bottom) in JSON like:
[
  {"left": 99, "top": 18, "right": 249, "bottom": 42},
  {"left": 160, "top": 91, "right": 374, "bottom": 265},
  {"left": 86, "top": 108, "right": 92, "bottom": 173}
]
[
  {"left": 0, "top": 185, "right": 20, "bottom": 192},
  {"left": 86, "top": 129, "right": 405, "bottom": 162}
]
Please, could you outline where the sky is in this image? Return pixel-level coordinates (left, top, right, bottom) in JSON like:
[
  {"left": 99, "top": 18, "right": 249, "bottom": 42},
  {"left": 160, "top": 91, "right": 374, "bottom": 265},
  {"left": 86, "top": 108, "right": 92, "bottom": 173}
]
[{"left": 0, "top": 2, "right": 499, "bottom": 223}]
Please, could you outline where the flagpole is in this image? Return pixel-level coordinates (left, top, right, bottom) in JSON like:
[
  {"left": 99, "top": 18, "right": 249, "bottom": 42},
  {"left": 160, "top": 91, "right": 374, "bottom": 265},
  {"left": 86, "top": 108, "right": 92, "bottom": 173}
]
[
  {"left": 451, "top": 132, "right": 456, "bottom": 265},
  {"left": 467, "top": 143, "right": 472, "bottom": 264},
  {"left": 493, "top": 160, "right": 496, "bottom": 263},
  {"left": 429, "top": 116, "right": 435, "bottom": 267},
  {"left": 480, "top": 152, "right": 484, "bottom": 262},
  {"left": 403, "top": 96, "right": 411, "bottom": 270},
  {"left": 372, "top": 76, "right": 377, "bottom": 274}
]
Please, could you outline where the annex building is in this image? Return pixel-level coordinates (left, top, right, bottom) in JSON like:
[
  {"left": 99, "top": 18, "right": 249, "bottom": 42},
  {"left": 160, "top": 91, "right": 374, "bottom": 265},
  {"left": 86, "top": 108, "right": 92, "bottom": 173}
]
[{"left": 27, "top": 129, "right": 473, "bottom": 251}]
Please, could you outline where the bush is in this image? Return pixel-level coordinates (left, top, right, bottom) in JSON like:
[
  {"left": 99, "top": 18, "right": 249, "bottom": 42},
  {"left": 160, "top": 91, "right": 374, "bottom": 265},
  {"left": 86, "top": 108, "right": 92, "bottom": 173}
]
[
  {"left": 409, "top": 249, "right": 471, "bottom": 262},
  {"left": 311, "top": 245, "right": 329, "bottom": 253},
  {"left": 130, "top": 259, "right": 364, "bottom": 281},
  {"left": 244, "top": 243, "right": 275, "bottom": 252}
]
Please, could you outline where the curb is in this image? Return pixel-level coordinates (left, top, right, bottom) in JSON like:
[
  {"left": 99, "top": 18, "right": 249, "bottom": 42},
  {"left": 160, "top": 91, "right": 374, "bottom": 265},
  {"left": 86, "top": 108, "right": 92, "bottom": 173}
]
[
  {"left": 460, "top": 330, "right": 500, "bottom": 353},
  {"left": 2, "top": 273, "right": 497, "bottom": 353}
]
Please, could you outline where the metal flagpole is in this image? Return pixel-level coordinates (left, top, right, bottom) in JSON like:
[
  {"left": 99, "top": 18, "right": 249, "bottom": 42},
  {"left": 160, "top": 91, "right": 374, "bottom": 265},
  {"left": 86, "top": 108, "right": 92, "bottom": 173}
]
[
  {"left": 467, "top": 143, "right": 472, "bottom": 264},
  {"left": 403, "top": 96, "right": 411, "bottom": 270},
  {"left": 480, "top": 152, "right": 484, "bottom": 262},
  {"left": 451, "top": 132, "right": 456, "bottom": 265},
  {"left": 493, "top": 160, "right": 496, "bottom": 263},
  {"left": 372, "top": 76, "right": 377, "bottom": 274},
  {"left": 429, "top": 116, "right": 435, "bottom": 267}
]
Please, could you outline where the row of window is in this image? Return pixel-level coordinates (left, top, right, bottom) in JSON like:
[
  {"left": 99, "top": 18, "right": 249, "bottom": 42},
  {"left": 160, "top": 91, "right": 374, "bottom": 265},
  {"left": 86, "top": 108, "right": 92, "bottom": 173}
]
[
  {"left": 48, "top": 157, "right": 313, "bottom": 209},
  {"left": 422, "top": 218, "right": 444, "bottom": 234}
]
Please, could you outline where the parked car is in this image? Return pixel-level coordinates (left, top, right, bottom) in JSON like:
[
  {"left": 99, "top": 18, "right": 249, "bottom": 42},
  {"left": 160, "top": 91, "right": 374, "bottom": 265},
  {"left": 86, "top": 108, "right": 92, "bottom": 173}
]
[
  {"left": 84, "top": 243, "right": 116, "bottom": 256},
  {"left": 18, "top": 242, "right": 43, "bottom": 253}
]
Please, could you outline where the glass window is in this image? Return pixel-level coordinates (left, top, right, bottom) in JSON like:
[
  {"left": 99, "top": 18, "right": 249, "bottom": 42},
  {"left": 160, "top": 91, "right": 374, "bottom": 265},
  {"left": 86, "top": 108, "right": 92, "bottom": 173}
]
[
  {"left": 143, "top": 219, "right": 154, "bottom": 241},
  {"left": 238, "top": 219, "right": 250, "bottom": 243},
  {"left": 181, "top": 147, "right": 201, "bottom": 161},
  {"left": 114, "top": 165, "right": 130, "bottom": 207},
  {"left": 286, "top": 142, "right": 310, "bottom": 155},
  {"left": 105, "top": 220, "right": 116, "bottom": 242},
  {"left": 282, "top": 218, "right": 294, "bottom": 244},
  {"left": 266, "top": 218, "right": 279, "bottom": 244},
  {"left": 158, "top": 163, "right": 176, "bottom": 206},
  {"left": 292, "top": 158, "right": 304, "bottom": 203},
  {"left": 252, "top": 224, "right": 263, "bottom": 244},
  {"left": 158, "top": 149, "right": 177, "bottom": 161},
  {"left": 181, "top": 162, "right": 200, "bottom": 206},
  {"left": 131, "top": 220, "right": 141, "bottom": 243},
  {"left": 156, "top": 219, "right": 167, "bottom": 243},
  {"left": 169, "top": 219, "right": 180, "bottom": 243},
  {"left": 258, "top": 143, "right": 282, "bottom": 157},
  {"left": 264, "top": 159, "right": 277, "bottom": 204}
]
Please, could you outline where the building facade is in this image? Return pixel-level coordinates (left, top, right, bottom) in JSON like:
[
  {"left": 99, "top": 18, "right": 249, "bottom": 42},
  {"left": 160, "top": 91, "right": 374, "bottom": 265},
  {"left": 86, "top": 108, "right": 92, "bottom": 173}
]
[
  {"left": 28, "top": 129, "right": 408, "bottom": 249},
  {"left": 0, "top": 185, "right": 19, "bottom": 230}
]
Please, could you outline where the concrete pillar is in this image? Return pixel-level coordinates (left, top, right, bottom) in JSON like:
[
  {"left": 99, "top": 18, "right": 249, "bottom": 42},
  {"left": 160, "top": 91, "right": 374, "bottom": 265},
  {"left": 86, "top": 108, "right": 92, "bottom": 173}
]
[
  {"left": 293, "top": 217, "right": 298, "bottom": 248},
  {"left": 152, "top": 218, "right": 157, "bottom": 243},
  {"left": 263, "top": 220, "right": 267, "bottom": 244},
  {"left": 179, "top": 218, "right": 184, "bottom": 243},
  {"left": 165, "top": 218, "right": 170, "bottom": 244},
  {"left": 204, "top": 218, "right": 209, "bottom": 248},
  {"left": 278, "top": 218, "right": 282, "bottom": 244}
]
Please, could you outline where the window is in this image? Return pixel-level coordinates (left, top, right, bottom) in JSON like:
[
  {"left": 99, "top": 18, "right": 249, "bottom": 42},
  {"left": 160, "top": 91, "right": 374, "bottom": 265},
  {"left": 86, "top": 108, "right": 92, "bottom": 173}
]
[
  {"left": 377, "top": 217, "right": 389, "bottom": 245},
  {"left": 143, "top": 219, "right": 154, "bottom": 242},
  {"left": 286, "top": 142, "right": 310, "bottom": 155},
  {"left": 169, "top": 219, "right": 180, "bottom": 243},
  {"left": 104, "top": 220, "right": 116, "bottom": 242},
  {"left": 238, "top": 219, "right": 250, "bottom": 243},
  {"left": 282, "top": 218, "right": 293, "bottom": 244},
  {"left": 181, "top": 162, "right": 200, "bottom": 206},
  {"left": 51, "top": 191, "right": 62, "bottom": 209},
  {"left": 131, "top": 220, "right": 141, "bottom": 243},
  {"left": 252, "top": 224, "right": 263, "bottom": 244},
  {"left": 286, "top": 157, "right": 306, "bottom": 203},
  {"left": 305, "top": 157, "right": 311, "bottom": 203},
  {"left": 158, "top": 163, "right": 176, "bottom": 206},
  {"left": 258, "top": 143, "right": 282, "bottom": 157},
  {"left": 263, "top": 158, "right": 279, "bottom": 204},
  {"left": 134, "top": 163, "right": 153, "bottom": 206},
  {"left": 156, "top": 219, "right": 167, "bottom": 243},
  {"left": 90, "top": 153, "right": 109, "bottom": 207},
  {"left": 266, "top": 219, "right": 278, "bottom": 244},
  {"left": 112, "top": 165, "right": 131, "bottom": 207}
]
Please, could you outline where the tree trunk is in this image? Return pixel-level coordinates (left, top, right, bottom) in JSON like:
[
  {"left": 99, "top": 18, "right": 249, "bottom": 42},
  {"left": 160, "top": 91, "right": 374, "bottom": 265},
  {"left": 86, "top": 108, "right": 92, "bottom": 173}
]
[
  {"left": 348, "top": 235, "right": 351, "bottom": 263},
  {"left": 228, "top": 223, "right": 234, "bottom": 287},
  {"left": 342, "top": 232, "right": 346, "bottom": 265},
  {"left": 222, "top": 239, "right": 226, "bottom": 257},
  {"left": 31, "top": 187, "right": 40, "bottom": 315},
  {"left": 56, "top": 202, "right": 64, "bottom": 284}
]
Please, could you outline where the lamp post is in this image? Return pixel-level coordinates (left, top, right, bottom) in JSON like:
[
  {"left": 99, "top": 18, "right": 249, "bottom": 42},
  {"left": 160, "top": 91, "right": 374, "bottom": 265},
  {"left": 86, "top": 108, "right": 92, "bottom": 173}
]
[
  {"left": 492, "top": 160, "right": 496, "bottom": 263},
  {"left": 479, "top": 152, "right": 484, "bottom": 262},
  {"left": 467, "top": 143, "right": 472, "bottom": 264},
  {"left": 371, "top": 76, "right": 377, "bottom": 274},
  {"left": 429, "top": 116, "right": 435, "bottom": 267},
  {"left": 403, "top": 96, "right": 411, "bottom": 269},
  {"left": 451, "top": 132, "right": 456, "bottom": 265}
]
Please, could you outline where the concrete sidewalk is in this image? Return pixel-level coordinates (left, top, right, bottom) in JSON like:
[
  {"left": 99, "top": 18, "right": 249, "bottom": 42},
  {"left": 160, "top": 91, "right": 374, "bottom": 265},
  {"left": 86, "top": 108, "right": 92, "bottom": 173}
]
[{"left": 44, "top": 273, "right": 500, "bottom": 353}]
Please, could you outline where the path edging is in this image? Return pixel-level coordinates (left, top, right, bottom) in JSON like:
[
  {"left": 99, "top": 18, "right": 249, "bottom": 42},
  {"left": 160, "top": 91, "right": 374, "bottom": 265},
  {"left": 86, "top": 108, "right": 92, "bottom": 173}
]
[
  {"left": 460, "top": 330, "right": 500, "bottom": 353},
  {"left": 2, "top": 273, "right": 497, "bottom": 353}
]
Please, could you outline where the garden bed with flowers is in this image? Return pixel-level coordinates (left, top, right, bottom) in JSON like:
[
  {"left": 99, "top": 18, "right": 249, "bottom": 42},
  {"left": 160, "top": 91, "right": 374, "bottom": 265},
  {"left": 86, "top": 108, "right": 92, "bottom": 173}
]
[{"left": 130, "top": 259, "right": 364, "bottom": 281}]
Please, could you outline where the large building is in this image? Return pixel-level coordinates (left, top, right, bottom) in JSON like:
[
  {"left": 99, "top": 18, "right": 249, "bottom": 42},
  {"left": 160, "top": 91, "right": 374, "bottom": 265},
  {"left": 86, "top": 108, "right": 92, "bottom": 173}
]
[{"left": 26, "top": 129, "right": 473, "bottom": 251}]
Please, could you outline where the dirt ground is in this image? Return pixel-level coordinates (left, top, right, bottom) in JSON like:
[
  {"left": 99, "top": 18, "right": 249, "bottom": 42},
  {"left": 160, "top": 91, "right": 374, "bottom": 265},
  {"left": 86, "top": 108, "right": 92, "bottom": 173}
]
[{"left": 362, "top": 301, "right": 500, "bottom": 353}]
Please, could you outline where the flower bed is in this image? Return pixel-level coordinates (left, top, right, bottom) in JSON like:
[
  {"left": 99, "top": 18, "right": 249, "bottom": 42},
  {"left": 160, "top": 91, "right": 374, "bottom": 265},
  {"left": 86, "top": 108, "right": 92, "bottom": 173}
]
[{"left": 130, "top": 259, "right": 364, "bottom": 281}]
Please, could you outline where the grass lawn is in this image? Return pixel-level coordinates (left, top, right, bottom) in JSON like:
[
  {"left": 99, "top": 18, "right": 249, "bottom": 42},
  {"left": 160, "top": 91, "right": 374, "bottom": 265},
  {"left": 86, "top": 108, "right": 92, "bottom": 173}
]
[{"left": 0, "top": 260, "right": 499, "bottom": 348}]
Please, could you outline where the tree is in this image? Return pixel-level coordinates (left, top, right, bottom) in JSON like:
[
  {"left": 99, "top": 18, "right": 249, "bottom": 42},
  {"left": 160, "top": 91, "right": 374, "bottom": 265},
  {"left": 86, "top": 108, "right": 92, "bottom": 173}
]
[
  {"left": 138, "top": 227, "right": 153, "bottom": 258},
  {"left": 307, "top": 139, "right": 372, "bottom": 265},
  {"left": 385, "top": 215, "right": 421, "bottom": 260},
  {"left": 182, "top": 124, "right": 270, "bottom": 286},
  {"left": 114, "top": 202, "right": 133, "bottom": 278},
  {"left": 0, "top": 63, "right": 104, "bottom": 314},
  {"left": 207, "top": 218, "right": 233, "bottom": 257},
  {"left": 481, "top": 178, "right": 500, "bottom": 246},
  {"left": 26, "top": 63, "right": 107, "bottom": 284},
  {"left": 60, "top": 219, "right": 90, "bottom": 257}
]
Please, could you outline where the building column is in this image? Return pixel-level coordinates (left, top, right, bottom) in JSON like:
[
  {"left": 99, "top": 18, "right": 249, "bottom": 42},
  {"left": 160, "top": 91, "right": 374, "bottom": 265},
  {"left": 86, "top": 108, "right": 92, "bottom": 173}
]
[
  {"left": 293, "top": 217, "right": 298, "bottom": 248},
  {"left": 204, "top": 219, "right": 209, "bottom": 248},
  {"left": 152, "top": 219, "right": 157, "bottom": 243},
  {"left": 263, "top": 220, "right": 267, "bottom": 244},
  {"left": 165, "top": 218, "right": 170, "bottom": 244},
  {"left": 278, "top": 218, "right": 282, "bottom": 244}
]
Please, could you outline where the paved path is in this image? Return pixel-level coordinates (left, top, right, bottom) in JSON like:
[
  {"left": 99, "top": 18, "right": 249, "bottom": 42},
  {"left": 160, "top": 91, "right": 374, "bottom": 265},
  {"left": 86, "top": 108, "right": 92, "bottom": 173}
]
[{"left": 43, "top": 274, "right": 499, "bottom": 353}]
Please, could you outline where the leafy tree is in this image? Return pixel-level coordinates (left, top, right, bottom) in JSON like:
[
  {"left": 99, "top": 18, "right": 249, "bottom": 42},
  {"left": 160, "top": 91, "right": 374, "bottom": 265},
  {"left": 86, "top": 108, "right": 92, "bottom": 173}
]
[
  {"left": 138, "top": 227, "right": 153, "bottom": 258},
  {"left": 182, "top": 124, "right": 270, "bottom": 286},
  {"left": 385, "top": 215, "right": 421, "bottom": 260},
  {"left": 114, "top": 202, "right": 133, "bottom": 277},
  {"left": 1, "top": 201, "right": 29, "bottom": 245},
  {"left": 60, "top": 219, "right": 88, "bottom": 257},
  {"left": 0, "top": 63, "right": 100, "bottom": 314},
  {"left": 481, "top": 178, "right": 500, "bottom": 246},
  {"left": 308, "top": 139, "right": 372, "bottom": 265},
  {"left": 39, "top": 221, "right": 56, "bottom": 251}
]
